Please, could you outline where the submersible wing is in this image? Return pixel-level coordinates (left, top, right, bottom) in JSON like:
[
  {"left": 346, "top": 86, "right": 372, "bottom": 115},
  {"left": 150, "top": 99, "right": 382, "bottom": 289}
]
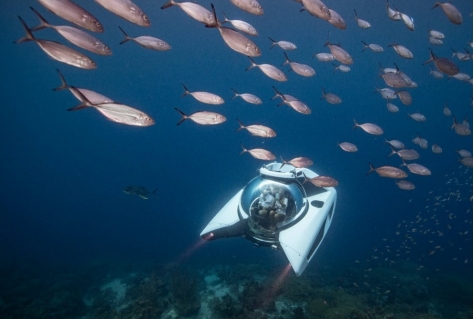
[{"left": 200, "top": 162, "right": 337, "bottom": 276}]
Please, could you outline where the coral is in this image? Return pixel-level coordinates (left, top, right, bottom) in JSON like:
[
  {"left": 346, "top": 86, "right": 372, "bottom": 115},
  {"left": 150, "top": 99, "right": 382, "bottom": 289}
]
[
  {"left": 170, "top": 268, "right": 200, "bottom": 316},
  {"left": 209, "top": 293, "right": 243, "bottom": 318}
]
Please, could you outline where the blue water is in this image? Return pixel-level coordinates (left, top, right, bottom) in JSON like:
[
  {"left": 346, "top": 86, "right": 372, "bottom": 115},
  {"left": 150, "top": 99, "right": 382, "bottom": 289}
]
[{"left": 0, "top": 0, "right": 472, "bottom": 317}]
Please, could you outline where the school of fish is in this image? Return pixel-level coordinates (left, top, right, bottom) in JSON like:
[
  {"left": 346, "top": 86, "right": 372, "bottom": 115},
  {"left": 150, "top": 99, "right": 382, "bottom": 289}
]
[{"left": 14, "top": 0, "right": 472, "bottom": 193}]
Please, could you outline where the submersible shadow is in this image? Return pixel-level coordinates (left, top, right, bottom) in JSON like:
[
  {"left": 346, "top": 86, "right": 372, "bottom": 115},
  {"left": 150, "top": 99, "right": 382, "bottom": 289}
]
[{"left": 200, "top": 162, "right": 337, "bottom": 276}]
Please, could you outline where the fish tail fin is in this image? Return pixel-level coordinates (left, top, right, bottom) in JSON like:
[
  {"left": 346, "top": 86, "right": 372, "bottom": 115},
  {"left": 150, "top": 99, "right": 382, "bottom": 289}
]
[
  {"left": 180, "top": 83, "right": 190, "bottom": 97},
  {"left": 235, "top": 118, "right": 245, "bottom": 132},
  {"left": 387, "top": 145, "right": 397, "bottom": 157},
  {"left": 366, "top": 163, "right": 375, "bottom": 175},
  {"left": 68, "top": 86, "right": 92, "bottom": 110},
  {"left": 160, "top": 0, "right": 176, "bottom": 10},
  {"left": 321, "top": 87, "right": 326, "bottom": 99},
  {"left": 15, "top": 16, "right": 35, "bottom": 44},
  {"left": 331, "top": 63, "right": 338, "bottom": 72},
  {"left": 152, "top": 188, "right": 159, "bottom": 196},
  {"left": 239, "top": 143, "right": 247, "bottom": 156},
  {"left": 67, "top": 103, "right": 89, "bottom": 111},
  {"left": 174, "top": 107, "right": 187, "bottom": 126},
  {"left": 431, "top": 2, "right": 440, "bottom": 10},
  {"left": 271, "top": 86, "right": 283, "bottom": 101},
  {"left": 353, "top": 119, "right": 359, "bottom": 129},
  {"left": 230, "top": 88, "right": 238, "bottom": 99},
  {"left": 282, "top": 52, "right": 290, "bottom": 66},
  {"left": 118, "top": 26, "right": 131, "bottom": 45},
  {"left": 221, "top": 10, "right": 229, "bottom": 23},
  {"left": 423, "top": 48, "right": 435, "bottom": 65},
  {"left": 53, "top": 69, "right": 69, "bottom": 91},
  {"left": 207, "top": 4, "right": 220, "bottom": 28},
  {"left": 279, "top": 156, "right": 287, "bottom": 169},
  {"left": 301, "top": 172, "right": 310, "bottom": 184},
  {"left": 451, "top": 116, "right": 457, "bottom": 129},
  {"left": 399, "top": 159, "right": 407, "bottom": 167},
  {"left": 29, "top": 6, "right": 51, "bottom": 31},
  {"left": 245, "top": 57, "right": 256, "bottom": 71},
  {"left": 361, "top": 41, "right": 368, "bottom": 52},
  {"left": 268, "top": 37, "right": 276, "bottom": 49}
]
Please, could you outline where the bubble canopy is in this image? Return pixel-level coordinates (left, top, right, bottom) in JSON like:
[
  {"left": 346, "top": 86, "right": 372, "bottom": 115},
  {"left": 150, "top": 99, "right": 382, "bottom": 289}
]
[
  {"left": 241, "top": 176, "right": 305, "bottom": 212},
  {"left": 239, "top": 174, "right": 307, "bottom": 242}
]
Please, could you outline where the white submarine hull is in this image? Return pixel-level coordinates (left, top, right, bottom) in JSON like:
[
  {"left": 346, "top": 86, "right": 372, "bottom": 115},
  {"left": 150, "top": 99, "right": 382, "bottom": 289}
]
[{"left": 200, "top": 162, "right": 337, "bottom": 276}]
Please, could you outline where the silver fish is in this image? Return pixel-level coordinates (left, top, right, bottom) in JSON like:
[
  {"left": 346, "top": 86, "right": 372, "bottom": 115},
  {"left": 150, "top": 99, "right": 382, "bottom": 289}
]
[
  {"left": 385, "top": 139, "right": 404, "bottom": 149},
  {"left": 239, "top": 143, "right": 275, "bottom": 160},
  {"left": 175, "top": 108, "right": 226, "bottom": 125},
  {"left": 401, "top": 160, "right": 431, "bottom": 176},
  {"left": 381, "top": 72, "right": 407, "bottom": 88},
  {"left": 451, "top": 118, "right": 471, "bottom": 136},
  {"left": 367, "top": 163, "right": 407, "bottom": 179},
  {"left": 280, "top": 157, "right": 313, "bottom": 168},
  {"left": 303, "top": 173, "right": 338, "bottom": 187},
  {"left": 333, "top": 64, "right": 350, "bottom": 72},
  {"left": 161, "top": 0, "right": 215, "bottom": 26},
  {"left": 216, "top": 26, "right": 261, "bottom": 57},
  {"left": 118, "top": 26, "right": 171, "bottom": 51},
  {"left": 409, "top": 112, "right": 426, "bottom": 122},
  {"left": 272, "top": 87, "right": 311, "bottom": 115},
  {"left": 230, "top": 0, "right": 264, "bottom": 15},
  {"left": 313, "top": 52, "right": 334, "bottom": 61},
  {"left": 432, "top": 144, "right": 443, "bottom": 154},
  {"left": 400, "top": 12, "right": 415, "bottom": 31},
  {"left": 451, "top": 48, "right": 471, "bottom": 61},
  {"left": 181, "top": 84, "right": 224, "bottom": 105},
  {"left": 16, "top": 17, "right": 96, "bottom": 70},
  {"left": 69, "top": 87, "right": 154, "bottom": 126},
  {"left": 397, "top": 90, "right": 412, "bottom": 105},
  {"left": 282, "top": 52, "right": 315, "bottom": 77},
  {"left": 247, "top": 57, "right": 287, "bottom": 82},
  {"left": 300, "top": 0, "right": 331, "bottom": 20},
  {"left": 388, "top": 44, "right": 413, "bottom": 59},
  {"left": 222, "top": 11, "right": 258, "bottom": 36},
  {"left": 324, "top": 42, "right": 353, "bottom": 64},
  {"left": 429, "top": 29, "right": 445, "bottom": 39},
  {"left": 30, "top": 7, "right": 111, "bottom": 55},
  {"left": 321, "top": 87, "right": 342, "bottom": 104},
  {"left": 354, "top": 9, "right": 371, "bottom": 28},
  {"left": 338, "top": 142, "right": 358, "bottom": 152},
  {"left": 361, "top": 41, "right": 384, "bottom": 53},
  {"left": 423, "top": 49, "right": 459, "bottom": 76},
  {"left": 430, "top": 67, "right": 444, "bottom": 79},
  {"left": 375, "top": 87, "right": 397, "bottom": 100},
  {"left": 235, "top": 119, "right": 276, "bottom": 138},
  {"left": 386, "top": 102, "right": 399, "bottom": 113},
  {"left": 461, "top": 157, "right": 473, "bottom": 167},
  {"left": 231, "top": 88, "right": 262, "bottom": 105},
  {"left": 95, "top": 0, "right": 150, "bottom": 27},
  {"left": 268, "top": 37, "right": 297, "bottom": 50},
  {"left": 457, "top": 149, "right": 472, "bottom": 158},
  {"left": 429, "top": 37, "right": 443, "bottom": 45},
  {"left": 353, "top": 119, "right": 383, "bottom": 135},
  {"left": 396, "top": 180, "right": 415, "bottom": 190},
  {"left": 327, "top": 9, "right": 346, "bottom": 30},
  {"left": 443, "top": 103, "right": 452, "bottom": 116},
  {"left": 53, "top": 69, "right": 113, "bottom": 104},
  {"left": 432, "top": 2, "right": 462, "bottom": 25},
  {"left": 388, "top": 147, "right": 420, "bottom": 161},
  {"left": 386, "top": 0, "right": 401, "bottom": 20},
  {"left": 38, "top": 0, "right": 103, "bottom": 32}
]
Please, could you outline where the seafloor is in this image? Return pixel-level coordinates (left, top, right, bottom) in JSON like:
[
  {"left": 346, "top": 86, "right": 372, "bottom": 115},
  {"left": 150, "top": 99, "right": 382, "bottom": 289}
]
[{"left": 0, "top": 259, "right": 471, "bottom": 319}]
